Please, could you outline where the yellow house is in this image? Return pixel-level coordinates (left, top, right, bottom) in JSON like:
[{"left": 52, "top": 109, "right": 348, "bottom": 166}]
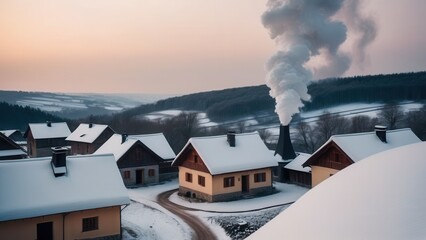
[
  {"left": 172, "top": 132, "right": 278, "bottom": 202},
  {"left": 0, "top": 148, "right": 130, "bottom": 240},
  {"left": 303, "top": 127, "right": 421, "bottom": 187}
]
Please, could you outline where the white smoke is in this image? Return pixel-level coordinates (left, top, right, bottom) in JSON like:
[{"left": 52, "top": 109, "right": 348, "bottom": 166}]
[{"left": 262, "top": 0, "right": 377, "bottom": 125}]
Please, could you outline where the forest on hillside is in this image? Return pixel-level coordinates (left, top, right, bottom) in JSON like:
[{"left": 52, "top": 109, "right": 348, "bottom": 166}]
[
  {"left": 120, "top": 71, "right": 426, "bottom": 121},
  {"left": 0, "top": 102, "right": 65, "bottom": 131}
]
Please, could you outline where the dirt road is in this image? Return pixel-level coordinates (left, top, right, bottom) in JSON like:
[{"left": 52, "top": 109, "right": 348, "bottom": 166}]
[{"left": 157, "top": 189, "right": 217, "bottom": 240}]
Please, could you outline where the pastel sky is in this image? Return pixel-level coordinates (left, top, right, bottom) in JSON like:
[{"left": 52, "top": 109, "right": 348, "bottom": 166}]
[{"left": 0, "top": 0, "right": 425, "bottom": 94}]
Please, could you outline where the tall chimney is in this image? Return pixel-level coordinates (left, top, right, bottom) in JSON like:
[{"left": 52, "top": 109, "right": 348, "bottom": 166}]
[
  {"left": 121, "top": 134, "right": 128, "bottom": 144},
  {"left": 89, "top": 123, "right": 93, "bottom": 128},
  {"left": 227, "top": 131, "right": 236, "bottom": 147},
  {"left": 46, "top": 121, "right": 52, "bottom": 127},
  {"left": 275, "top": 125, "right": 296, "bottom": 160},
  {"left": 51, "top": 147, "right": 68, "bottom": 177},
  {"left": 375, "top": 125, "right": 387, "bottom": 143}
]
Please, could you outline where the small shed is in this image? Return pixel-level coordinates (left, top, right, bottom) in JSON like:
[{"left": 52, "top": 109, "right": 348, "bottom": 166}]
[
  {"left": 24, "top": 122, "right": 71, "bottom": 157},
  {"left": 0, "top": 132, "right": 27, "bottom": 160},
  {"left": 66, "top": 123, "right": 115, "bottom": 155},
  {"left": 95, "top": 133, "right": 176, "bottom": 186},
  {"left": 284, "top": 153, "right": 311, "bottom": 187}
]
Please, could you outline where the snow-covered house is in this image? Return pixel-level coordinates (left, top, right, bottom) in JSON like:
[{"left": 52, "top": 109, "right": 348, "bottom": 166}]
[
  {"left": 95, "top": 133, "right": 176, "bottom": 186},
  {"left": 24, "top": 121, "right": 71, "bottom": 157},
  {"left": 249, "top": 142, "right": 426, "bottom": 240},
  {"left": 172, "top": 132, "right": 278, "bottom": 202},
  {"left": 0, "top": 148, "right": 130, "bottom": 240},
  {"left": 0, "top": 132, "right": 27, "bottom": 160},
  {"left": 303, "top": 126, "right": 421, "bottom": 187},
  {"left": 0, "top": 129, "right": 26, "bottom": 147},
  {"left": 284, "top": 153, "right": 311, "bottom": 187},
  {"left": 66, "top": 123, "right": 115, "bottom": 155}
]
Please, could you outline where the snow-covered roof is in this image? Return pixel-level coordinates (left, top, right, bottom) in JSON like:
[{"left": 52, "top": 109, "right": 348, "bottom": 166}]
[
  {"left": 305, "top": 128, "right": 421, "bottom": 165},
  {"left": 66, "top": 123, "right": 110, "bottom": 143},
  {"left": 284, "top": 153, "right": 311, "bottom": 173},
  {"left": 0, "top": 154, "right": 130, "bottom": 221},
  {"left": 131, "top": 133, "right": 176, "bottom": 160},
  {"left": 249, "top": 142, "right": 426, "bottom": 240},
  {"left": 0, "top": 149, "right": 27, "bottom": 158},
  {"left": 0, "top": 129, "right": 20, "bottom": 138},
  {"left": 26, "top": 122, "right": 71, "bottom": 139},
  {"left": 95, "top": 134, "right": 136, "bottom": 161},
  {"left": 173, "top": 132, "right": 278, "bottom": 175},
  {"left": 95, "top": 133, "right": 175, "bottom": 161}
]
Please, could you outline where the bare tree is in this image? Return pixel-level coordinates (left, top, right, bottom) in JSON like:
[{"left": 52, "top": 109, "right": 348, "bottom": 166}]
[
  {"left": 293, "top": 121, "right": 318, "bottom": 153},
  {"left": 236, "top": 121, "right": 247, "bottom": 133},
  {"left": 377, "top": 103, "right": 404, "bottom": 130},
  {"left": 163, "top": 112, "right": 199, "bottom": 152},
  {"left": 406, "top": 105, "right": 426, "bottom": 140},
  {"left": 258, "top": 129, "right": 272, "bottom": 145},
  {"left": 315, "top": 111, "right": 349, "bottom": 145},
  {"left": 349, "top": 115, "right": 376, "bottom": 133}
]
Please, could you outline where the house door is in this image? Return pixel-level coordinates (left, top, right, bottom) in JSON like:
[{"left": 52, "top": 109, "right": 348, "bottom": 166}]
[
  {"left": 136, "top": 169, "right": 144, "bottom": 184},
  {"left": 37, "top": 221, "right": 53, "bottom": 240},
  {"left": 241, "top": 175, "right": 249, "bottom": 193}
]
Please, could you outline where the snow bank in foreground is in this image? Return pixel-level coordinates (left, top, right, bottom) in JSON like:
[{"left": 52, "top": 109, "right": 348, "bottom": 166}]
[{"left": 249, "top": 142, "right": 426, "bottom": 240}]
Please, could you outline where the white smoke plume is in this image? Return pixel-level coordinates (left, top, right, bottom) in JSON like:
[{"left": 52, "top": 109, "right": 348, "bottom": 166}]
[
  {"left": 341, "top": 0, "right": 378, "bottom": 67},
  {"left": 262, "top": 0, "right": 377, "bottom": 125}
]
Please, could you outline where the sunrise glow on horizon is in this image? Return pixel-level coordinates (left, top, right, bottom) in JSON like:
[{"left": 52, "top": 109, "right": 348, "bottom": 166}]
[{"left": 1, "top": 0, "right": 425, "bottom": 94}]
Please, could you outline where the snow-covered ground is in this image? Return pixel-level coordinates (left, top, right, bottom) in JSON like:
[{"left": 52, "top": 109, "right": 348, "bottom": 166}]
[{"left": 123, "top": 180, "right": 308, "bottom": 239}]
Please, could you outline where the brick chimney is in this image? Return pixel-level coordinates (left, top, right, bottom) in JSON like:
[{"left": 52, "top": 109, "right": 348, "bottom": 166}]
[
  {"left": 46, "top": 121, "right": 52, "bottom": 127},
  {"left": 375, "top": 125, "right": 387, "bottom": 143},
  {"left": 89, "top": 123, "right": 93, "bottom": 128},
  {"left": 51, "top": 147, "right": 69, "bottom": 177},
  {"left": 227, "top": 131, "right": 236, "bottom": 147},
  {"left": 275, "top": 125, "right": 296, "bottom": 160}
]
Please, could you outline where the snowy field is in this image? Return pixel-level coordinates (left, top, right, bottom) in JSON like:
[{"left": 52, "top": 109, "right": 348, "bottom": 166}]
[{"left": 123, "top": 179, "right": 308, "bottom": 239}]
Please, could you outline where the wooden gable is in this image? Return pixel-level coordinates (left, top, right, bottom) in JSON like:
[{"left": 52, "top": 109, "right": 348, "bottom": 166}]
[
  {"left": 0, "top": 133, "right": 21, "bottom": 151},
  {"left": 117, "top": 141, "right": 162, "bottom": 169},
  {"left": 173, "top": 144, "right": 210, "bottom": 174},
  {"left": 303, "top": 141, "right": 354, "bottom": 171}
]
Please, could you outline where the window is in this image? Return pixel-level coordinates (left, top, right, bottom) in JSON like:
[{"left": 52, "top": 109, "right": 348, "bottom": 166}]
[
  {"left": 193, "top": 155, "right": 198, "bottom": 163},
  {"left": 254, "top": 173, "right": 266, "bottom": 183},
  {"left": 198, "top": 175, "right": 205, "bottom": 187},
  {"left": 123, "top": 171, "right": 131, "bottom": 179},
  {"left": 185, "top": 173, "right": 193, "bottom": 183},
  {"left": 148, "top": 169, "right": 155, "bottom": 177},
  {"left": 82, "top": 217, "right": 98, "bottom": 232},
  {"left": 223, "top": 177, "right": 235, "bottom": 188}
]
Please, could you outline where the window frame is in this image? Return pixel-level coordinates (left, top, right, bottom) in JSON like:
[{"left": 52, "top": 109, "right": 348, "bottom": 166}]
[
  {"left": 123, "top": 170, "right": 131, "bottom": 179},
  {"left": 185, "top": 172, "right": 193, "bottom": 183},
  {"left": 148, "top": 169, "right": 155, "bottom": 177},
  {"left": 254, "top": 172, "right": 266, "bottom": 183},
  {"left": 198, "top": 175, "right": 206, "bottom": 187},
  {"left": 82, "top": 216, "right": 99, "bottom": 232},
  {"left": 223, "top": 176, "right": 235, "bottom": 188}
]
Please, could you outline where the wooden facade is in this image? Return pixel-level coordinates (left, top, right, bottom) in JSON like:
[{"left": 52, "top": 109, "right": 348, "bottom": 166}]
[
  {"left": 117, "top": 142, "right": 162, "bottom": 186},
  {"left": 68, "top": 127, "right": 114, "bottom": 155},
  {"left": 26, "top": 131, "right": 68, "bottom": 157},
  {"left": 288, "top": 170, "right": 311, "bottom": 188},
  {"left": 179, "top": 146, "right": 210, "bottom": 174},
  {"left": 303, "top": 142, "right": 354, "bottom": 187}
]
